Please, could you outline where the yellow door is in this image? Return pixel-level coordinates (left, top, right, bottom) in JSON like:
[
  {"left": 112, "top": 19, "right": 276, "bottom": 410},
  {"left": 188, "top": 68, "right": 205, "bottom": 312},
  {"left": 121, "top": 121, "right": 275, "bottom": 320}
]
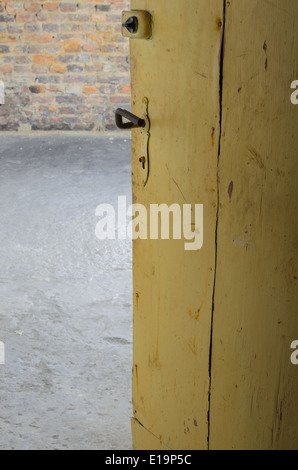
[
  {"left": 209, "top": 0, "right": 298, "bottom": 450},
  {"left": 129, "top": 0, "right": 223, "bottom": 450},
  {"left": 126, "top": 0, "right": 298, "bottom": 450}
]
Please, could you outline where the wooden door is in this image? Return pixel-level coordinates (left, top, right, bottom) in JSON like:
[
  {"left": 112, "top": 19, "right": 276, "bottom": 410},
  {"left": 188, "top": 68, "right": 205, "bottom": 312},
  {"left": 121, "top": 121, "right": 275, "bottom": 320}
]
[
  {"left": 129, "top": 0, "right": 222, "bottom": 450},
  {"left": 128, "top": 0, "right": 298, "bottom": 450},
  {"left": 209, "top": 0, "right": 298, "bottom": 450}
]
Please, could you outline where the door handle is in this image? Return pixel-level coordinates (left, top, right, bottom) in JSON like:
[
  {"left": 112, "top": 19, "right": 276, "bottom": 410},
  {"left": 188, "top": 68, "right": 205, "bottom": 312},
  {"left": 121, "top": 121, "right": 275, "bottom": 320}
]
[
  {"left": 115, "top": 108, "right": 146, "bottom": 129},
  {"left": 116, "top": 98, "right": 150, "bottom": 187}
]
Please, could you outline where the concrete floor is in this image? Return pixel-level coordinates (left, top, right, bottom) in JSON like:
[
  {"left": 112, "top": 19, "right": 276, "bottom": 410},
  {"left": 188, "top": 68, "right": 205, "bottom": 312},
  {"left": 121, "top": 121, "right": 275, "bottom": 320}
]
[{"left": 0, "top": 134, "right": 133, "bottom": 450}]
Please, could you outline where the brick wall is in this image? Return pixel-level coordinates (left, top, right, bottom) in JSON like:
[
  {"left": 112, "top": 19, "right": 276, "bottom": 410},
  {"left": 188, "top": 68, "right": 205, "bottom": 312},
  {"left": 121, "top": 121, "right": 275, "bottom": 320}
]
[{"left": 0, "top": 0, "right": 131, "bottom": 132}]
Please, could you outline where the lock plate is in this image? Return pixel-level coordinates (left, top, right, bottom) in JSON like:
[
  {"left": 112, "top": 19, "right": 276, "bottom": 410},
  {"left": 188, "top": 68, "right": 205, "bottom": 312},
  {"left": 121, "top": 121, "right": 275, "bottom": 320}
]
[
  {"left": 138, "top": 97, "right": 150, "bottom": 187},
  {"left": 122, "top": 10, "right": 152, "bottom": 40}
]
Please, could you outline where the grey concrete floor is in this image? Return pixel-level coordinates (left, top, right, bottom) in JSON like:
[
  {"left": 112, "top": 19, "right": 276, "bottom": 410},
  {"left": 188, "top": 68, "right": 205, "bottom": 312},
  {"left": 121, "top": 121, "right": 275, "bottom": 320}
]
[{"left": 0, "top": 134, "right": 133, "bottom": 450}]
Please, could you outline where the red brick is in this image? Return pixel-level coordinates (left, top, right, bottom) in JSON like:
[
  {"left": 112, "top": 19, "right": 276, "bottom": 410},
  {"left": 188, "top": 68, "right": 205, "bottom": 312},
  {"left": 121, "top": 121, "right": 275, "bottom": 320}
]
[
  {"left": 29, "top": 85, "right": 46, "bottom": 94},
  {"left": 0, "top": 64, "right": 12, "bottom": 73},
  {"left": 60, "top": 3, "right": 77, "bottom": 13},
  {"left": 24, "top": 3, "right": 42, "bottom": 13},
  {"left": 33, "top": 55, "right": 54, "bottom": 66},
  {"left": 50, "top": 63, "right": 67, "bottom": 74},
  {"left": 64, "top": 41, "right": 81, "bottom": 53},
  {"left": 15, "top": 13, "right": 37, "bottom": 23},
  {"left": 6, "top": 3, "right": 25, "bottom": 15},
  {"left": 83, "top": 85, "right": 98, "bottom": 94},
  {"left": 43, "top": 3, "right": 59, "bottom": 11}
]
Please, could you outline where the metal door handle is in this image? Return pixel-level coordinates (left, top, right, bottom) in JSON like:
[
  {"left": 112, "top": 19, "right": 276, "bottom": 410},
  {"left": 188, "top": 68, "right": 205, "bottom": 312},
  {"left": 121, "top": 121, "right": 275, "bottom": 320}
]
[{"left": 115, "top": 108, "right": 145, "bottom": 129}]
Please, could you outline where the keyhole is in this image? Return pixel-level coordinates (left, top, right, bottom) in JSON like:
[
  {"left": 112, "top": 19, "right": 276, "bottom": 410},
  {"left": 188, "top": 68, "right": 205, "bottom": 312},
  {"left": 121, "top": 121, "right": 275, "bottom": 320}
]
[{"left": 139, "top": 157, "right": 146, "bottom": 169}]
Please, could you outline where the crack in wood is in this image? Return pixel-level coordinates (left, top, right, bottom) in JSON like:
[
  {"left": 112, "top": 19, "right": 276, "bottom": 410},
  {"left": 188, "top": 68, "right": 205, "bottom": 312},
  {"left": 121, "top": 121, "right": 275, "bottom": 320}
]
[{"left": 207, "top": 0, "right": 227, "bottom": 450}]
